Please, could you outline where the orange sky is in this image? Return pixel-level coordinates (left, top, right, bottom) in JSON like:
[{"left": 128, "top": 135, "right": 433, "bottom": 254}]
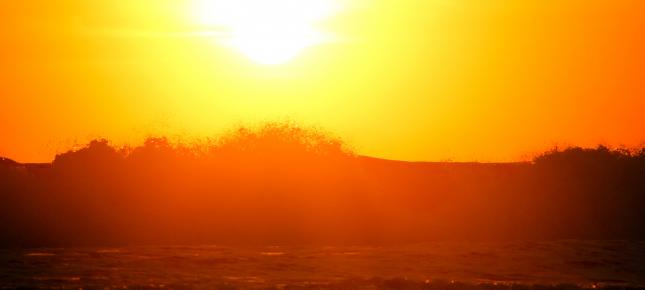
[{"left": 1, "top": 0, "right": 644, "bottom": 162}]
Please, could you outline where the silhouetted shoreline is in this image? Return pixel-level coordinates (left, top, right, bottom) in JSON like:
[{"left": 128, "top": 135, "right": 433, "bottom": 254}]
[{"left": 1, "top": 125, "right": 644, "bottom": 246}]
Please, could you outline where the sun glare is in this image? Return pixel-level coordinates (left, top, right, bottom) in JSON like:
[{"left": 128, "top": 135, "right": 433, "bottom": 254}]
[{"left": 192, "top": 0, "right": 340, "bottom": 65}]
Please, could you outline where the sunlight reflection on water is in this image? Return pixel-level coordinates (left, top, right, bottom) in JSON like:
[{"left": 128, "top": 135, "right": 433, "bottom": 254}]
[
  {"left": 24, "top": 252, "right": 56, "bottom": 257},
  {"left": 260, "top": 251, "right": 286, "bottom": 256}
]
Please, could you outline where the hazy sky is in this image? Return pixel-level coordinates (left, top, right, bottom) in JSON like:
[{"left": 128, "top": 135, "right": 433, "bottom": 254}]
[{"left": 1, "top": 0, "right": 644, "bottom": 162}]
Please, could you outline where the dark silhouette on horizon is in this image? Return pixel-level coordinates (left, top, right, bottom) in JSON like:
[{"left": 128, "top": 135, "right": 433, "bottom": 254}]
[{"left": 0, "top": 123, "right": 644, "bottom": 246}]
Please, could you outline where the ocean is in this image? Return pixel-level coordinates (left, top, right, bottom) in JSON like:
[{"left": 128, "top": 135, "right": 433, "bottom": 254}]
[{"left": 1, "top": 240, "right": 644, "bottom": 289}]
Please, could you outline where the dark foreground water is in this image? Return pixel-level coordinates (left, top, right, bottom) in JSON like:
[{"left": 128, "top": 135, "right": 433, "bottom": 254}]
[{"left": 1, "top": 241, "right": 644, "bottom": 289}]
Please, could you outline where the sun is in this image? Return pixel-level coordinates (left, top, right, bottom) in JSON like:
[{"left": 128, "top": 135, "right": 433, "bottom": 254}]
[{"left": 192, "top": 0, "right": 339, "bottom": 65}]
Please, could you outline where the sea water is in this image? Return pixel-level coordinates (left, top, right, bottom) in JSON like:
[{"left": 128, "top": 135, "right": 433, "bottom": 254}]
[{"left": 1, "top": 240, "right": 644, "bottom": 289}]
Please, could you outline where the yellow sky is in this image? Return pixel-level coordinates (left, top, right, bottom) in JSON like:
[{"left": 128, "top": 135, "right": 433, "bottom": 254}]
[{"left": 1, "top": 0, "right": 644, "bottom": 162}]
